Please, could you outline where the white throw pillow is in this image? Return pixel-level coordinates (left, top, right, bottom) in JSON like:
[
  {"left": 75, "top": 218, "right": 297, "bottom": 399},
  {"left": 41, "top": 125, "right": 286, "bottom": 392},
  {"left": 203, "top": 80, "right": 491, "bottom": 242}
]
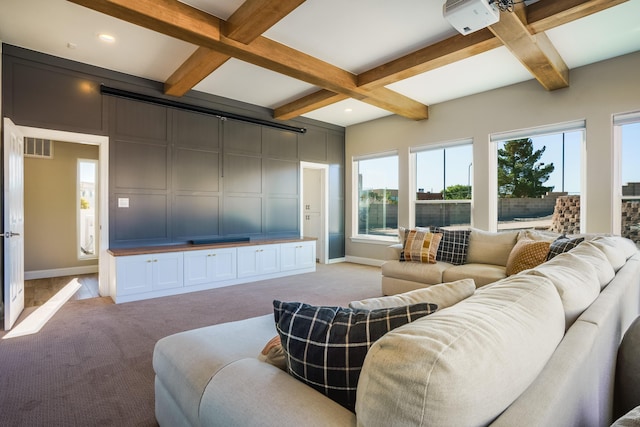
[
  {"left": 349, "top": 278, "right": 475, "bottom": 311},
  {"left": 466, "top": 228, "right": 518, "bottom": 266}
]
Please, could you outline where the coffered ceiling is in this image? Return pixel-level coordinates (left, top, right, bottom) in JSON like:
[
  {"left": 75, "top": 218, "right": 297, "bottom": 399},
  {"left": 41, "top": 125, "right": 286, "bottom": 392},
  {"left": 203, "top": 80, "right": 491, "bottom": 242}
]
[{"left": 1, "top": 0, "right": 639, "bottom": 126}]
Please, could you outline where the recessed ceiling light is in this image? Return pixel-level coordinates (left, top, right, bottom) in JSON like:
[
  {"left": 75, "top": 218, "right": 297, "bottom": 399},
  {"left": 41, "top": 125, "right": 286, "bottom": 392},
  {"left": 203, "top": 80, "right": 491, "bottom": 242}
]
[
  {"left": 98, "top": 33, "right": 115, "bottom": 43},
  {"left": 344, "top": 108, "right": 353, "bottom": 113}
]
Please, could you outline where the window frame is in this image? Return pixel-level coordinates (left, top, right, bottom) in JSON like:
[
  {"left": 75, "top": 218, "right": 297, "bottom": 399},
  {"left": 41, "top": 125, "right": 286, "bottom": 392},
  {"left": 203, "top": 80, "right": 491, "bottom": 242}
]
[
  {"left": 77, "top": 158, "right": 99, "bottom": 260},
  {"left": 411, "top": 139, "right": 473, "bottom": 229},
  {"left": 614, "top": 110, "right": 640, "bottom": 238},
  {"left": 351, "top": 150, "right": 399, "bottom": 243},
  {"left": 490, "top": 120, "right": 586, "bottom": 232}
]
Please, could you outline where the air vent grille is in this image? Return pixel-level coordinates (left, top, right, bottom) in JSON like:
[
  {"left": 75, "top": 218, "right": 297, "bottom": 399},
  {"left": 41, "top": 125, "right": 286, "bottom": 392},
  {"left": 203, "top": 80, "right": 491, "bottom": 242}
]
[{"left": 24, "top": 138, "right": 53, "bottom": 159}]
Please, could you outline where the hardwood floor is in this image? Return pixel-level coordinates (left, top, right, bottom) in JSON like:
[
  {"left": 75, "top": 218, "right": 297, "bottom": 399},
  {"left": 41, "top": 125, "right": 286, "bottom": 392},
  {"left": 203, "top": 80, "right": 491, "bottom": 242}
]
[{"left": 24, "top": 274, "right": 99, "bottom": 308}]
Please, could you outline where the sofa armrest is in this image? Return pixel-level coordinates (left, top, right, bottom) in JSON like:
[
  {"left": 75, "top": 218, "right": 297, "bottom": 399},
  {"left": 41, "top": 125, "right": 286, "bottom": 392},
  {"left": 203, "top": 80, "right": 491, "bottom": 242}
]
[
  {"left": 386, "top": 243, "right": 403, "bottom": 261},
  {"left": 200, "top": 358, "right": 357, "bottom": 427}
]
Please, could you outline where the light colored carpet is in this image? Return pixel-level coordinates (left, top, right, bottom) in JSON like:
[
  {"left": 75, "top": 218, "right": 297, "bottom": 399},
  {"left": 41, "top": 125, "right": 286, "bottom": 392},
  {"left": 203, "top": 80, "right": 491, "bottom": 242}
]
[{"left": 0, "top": 262, "right": 382, "bottom": 426}]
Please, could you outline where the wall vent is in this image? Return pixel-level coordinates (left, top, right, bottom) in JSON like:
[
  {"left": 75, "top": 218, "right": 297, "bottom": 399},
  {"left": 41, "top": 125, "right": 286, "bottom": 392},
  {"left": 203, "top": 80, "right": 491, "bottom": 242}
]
[{"left": 24, "top": 138, "right": 54, "bottom": 159}]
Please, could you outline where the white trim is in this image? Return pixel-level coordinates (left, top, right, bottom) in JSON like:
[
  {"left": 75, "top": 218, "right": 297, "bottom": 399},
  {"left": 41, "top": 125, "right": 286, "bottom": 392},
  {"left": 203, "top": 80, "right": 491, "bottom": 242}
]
[
  {"left": 300, "top": 161, "right": 329, "bottom": 264},
  {"left": 352, "top": 149, "right": 398, "bottom": 162},
  {"left": 350, "top": 236, "right": 399, "bottom": 245},
  {"left": 326, "top": 257, "right": 346, "bottom": 264},
  {"left": 344, "top": 256, "right": 385, "bottom": 267},
  {"left": 490, "top": 119, "right": 586, "bottom": 142},
  {"left": 25, "top": 265, "right": 99, "bottom": 280},
  {"left": 410, "top": 138, "right": 473, "bottom": 153},
  {"left": 15, "top": 125, "right": 109, "bottom": 297},
  {"left": 613, "top": 110, "right": 640, "bottom": 126}
]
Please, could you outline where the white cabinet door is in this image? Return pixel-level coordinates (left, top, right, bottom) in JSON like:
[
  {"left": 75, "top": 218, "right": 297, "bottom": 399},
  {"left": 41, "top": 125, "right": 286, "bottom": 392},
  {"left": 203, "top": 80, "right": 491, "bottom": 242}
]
[
  {"left": 237, "top": 244, "right": 280, "bottom": 278},
  {"left": 184, "top": 248, "right": 237, "bottom": 287},
  {"left": 116, "top": 252, "right": 183, "bottom": 296},
  {"left": 116, "top": 254, "right": 154, "bottom": 296},
  {"left": 281, "top": 241, "right": 316, "bottom": 271},
  {"left": 152, "top": 252, "right": 184, "bottom": 290}
]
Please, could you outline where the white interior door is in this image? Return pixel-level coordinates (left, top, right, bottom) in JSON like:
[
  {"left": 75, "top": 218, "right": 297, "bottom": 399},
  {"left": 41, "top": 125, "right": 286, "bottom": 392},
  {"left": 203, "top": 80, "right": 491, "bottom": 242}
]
[
  {"left": 301, "top": 162, "right": 328, "bottom": 264},
  {"left": 3, "top": 118, "right": 25, "bottom": 330}
]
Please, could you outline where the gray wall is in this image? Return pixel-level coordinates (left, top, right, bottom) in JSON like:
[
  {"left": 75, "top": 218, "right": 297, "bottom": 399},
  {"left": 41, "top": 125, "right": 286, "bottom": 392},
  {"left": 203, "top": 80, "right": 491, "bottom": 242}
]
[{"left": 2, "top": 44, "right": 345, "bottom": 258}]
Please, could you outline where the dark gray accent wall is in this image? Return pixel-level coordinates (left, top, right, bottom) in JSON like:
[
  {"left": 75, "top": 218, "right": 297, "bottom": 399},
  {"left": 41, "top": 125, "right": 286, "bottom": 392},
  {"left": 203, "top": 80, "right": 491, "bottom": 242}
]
[{"left": 2, "top": 44, "right": 345, "bottom": 258}]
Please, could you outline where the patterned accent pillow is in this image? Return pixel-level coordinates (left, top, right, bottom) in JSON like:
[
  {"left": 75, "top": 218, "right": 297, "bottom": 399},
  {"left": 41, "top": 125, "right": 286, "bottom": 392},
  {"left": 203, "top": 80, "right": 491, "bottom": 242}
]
[
  {"left": 431, "top": 227, "right": 471, "bottom": 265},
  {"left": 546, "top": 235, "right": 585, "bottom": 260},
  {"left": 399, "top": 227, "right": 442, "bottom": 263},
  {"left": 273, "top": 300, "right": 437, "bottom": 411},
  {"left": 506, "top": 238, "right": 551, "bottom": 276}
]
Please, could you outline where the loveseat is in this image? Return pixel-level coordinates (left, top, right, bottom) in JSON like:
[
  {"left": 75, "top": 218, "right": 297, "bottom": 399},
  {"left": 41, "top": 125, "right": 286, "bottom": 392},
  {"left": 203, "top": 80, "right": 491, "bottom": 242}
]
[{"left": 153, "top": 235, "right": 640, "bottom": 427}]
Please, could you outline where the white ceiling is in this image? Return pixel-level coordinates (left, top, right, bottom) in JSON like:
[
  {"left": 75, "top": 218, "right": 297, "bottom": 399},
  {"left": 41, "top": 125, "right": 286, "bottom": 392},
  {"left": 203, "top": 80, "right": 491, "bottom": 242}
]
[{"left": 1, "top": 0, "right": 640, "bottom": 127}]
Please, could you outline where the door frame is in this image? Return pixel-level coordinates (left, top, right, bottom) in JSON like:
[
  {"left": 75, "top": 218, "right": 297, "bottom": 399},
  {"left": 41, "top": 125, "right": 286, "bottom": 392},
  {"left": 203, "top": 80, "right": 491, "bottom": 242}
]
[
  {"left": 14, "top": 125, "right": 110, "bottom": 296},
  {"left": 300, "top": 161, "right": 329, "bottom": 264}
]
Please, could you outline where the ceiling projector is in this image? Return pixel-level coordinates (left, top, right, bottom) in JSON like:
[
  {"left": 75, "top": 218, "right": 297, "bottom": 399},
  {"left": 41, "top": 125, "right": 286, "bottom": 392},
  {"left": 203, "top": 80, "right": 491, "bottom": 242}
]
[{"left": 443, "top": 0, "right": 500, "bottom": 35}]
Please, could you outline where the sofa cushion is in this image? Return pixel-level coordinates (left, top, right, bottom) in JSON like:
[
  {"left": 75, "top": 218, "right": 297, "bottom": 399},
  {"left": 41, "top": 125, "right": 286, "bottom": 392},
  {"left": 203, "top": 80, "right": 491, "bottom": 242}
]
[
  {"left": 590, "top": 236, "right": 638, "bottom": 271},
  {"left": 273, "top": 300, "right": 437, "bottom": 411},
  {"left": 382, "top": 260, "right": 451, "bottom": 285},
  {"left": 431, "top": 227, "right": 471, "bottom": 265},
  {"left": 505, "top": 238, "right": 551, "bottom": 276},
  {"left": 152, "top": 314, "right": 278, "bottom": 427},
  {"left": 546, "top": 235, "right": 585, "bottom": 260},
  {"left": 349, "top": 278, "right": 475, "bottom": 311},
  {"left": 466, "top": 228, "right": 518, "bottom": 266},
  {"left": 356, "top": 275, "right": 565, "bottom": 427},
  {"left": 569, "top": 241, "right": 615, "bottom": 289},
  {"left": 442, "top": 263, "right": 506, "bottom": 287},
  {"left": 399, "top": 227, "right": 442, "bottom": 263},
  {"left": 524, "top": 251, "right": 600, "bottom": 328}
]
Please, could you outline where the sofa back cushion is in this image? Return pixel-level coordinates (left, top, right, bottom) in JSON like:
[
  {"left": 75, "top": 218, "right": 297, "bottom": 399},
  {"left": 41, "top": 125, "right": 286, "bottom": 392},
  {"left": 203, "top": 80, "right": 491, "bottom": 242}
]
[
  {"left": 569, "top": 241, "right": 615, "bottom": 289},
  {"left": 349, "top": 278, "right": 475, "bottom": 311},
  {"left": 356, "top": 275, "right": 564, "bottom": 427},
  {"left": 524, "top": 250, "right": 600, "bottom": 328},
  {"left": 466, "top": 228, "right": 518, "bottom": 266},
  {"left": 590, "top": 236, "right": 638, "bottom": 271}
]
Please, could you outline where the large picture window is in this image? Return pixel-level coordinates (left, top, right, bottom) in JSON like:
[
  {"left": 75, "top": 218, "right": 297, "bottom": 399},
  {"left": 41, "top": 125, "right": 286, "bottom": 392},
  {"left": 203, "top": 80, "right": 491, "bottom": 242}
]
[
  {"left": 616, "top": 111, "right": 640, "bottom": 244},
  {"left": 354, "top": 152, "right": 398, "bottom": 238},
  {"left": 492, "top": 121, "right": 584, "bottom": 232},
  {"left": 413, "top": 142, "right": 472, "bottom": 228}
]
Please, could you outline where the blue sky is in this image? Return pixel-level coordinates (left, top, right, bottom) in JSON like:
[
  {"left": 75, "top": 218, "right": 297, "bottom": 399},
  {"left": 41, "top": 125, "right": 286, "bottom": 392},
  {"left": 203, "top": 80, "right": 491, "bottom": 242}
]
[{"left": 359, "top": 121, "right": 640, "bottom": 194}]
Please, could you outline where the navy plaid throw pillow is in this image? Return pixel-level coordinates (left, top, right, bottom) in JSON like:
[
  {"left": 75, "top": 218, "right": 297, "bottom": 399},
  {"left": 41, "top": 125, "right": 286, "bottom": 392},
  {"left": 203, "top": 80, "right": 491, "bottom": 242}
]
[
  {"left": 273, "top": 300, "right": 437, "bottom": 411},
  {"left": 431, "top": 227, "right": 471, "bottom": 265},
  {"left": 546, "top": 235, "right": 585, "bottom": 260}
]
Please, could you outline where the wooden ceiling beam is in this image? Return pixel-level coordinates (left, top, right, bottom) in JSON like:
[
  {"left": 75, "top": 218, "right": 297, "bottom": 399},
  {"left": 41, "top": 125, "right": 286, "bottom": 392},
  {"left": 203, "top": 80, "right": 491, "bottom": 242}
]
[
  {"left": 276, "top": 0, "right": 625, "bottom": 120},
  {"left": 69, "top": 0, "right": 429, "bottom": 120},
  {"left": 165, "top": 0, "right": 306, "bottom": 97},
  {"left": 488, "top": 3, "right": 569, "bottom": 91},
  {"left": 526, "top": 0, "right": 628, "bottom": 33},
  {"left": 223, "top": 0, "right": 306, "bottom": 44}
]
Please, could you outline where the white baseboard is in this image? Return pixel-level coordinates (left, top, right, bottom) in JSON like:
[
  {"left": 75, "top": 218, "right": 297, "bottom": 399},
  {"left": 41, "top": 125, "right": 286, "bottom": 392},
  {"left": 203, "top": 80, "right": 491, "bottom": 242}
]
[
  {"left": 344, "top": 256, "right": 385, "bottom": 267},
  {"left": 25, "top": 265, "right": 99, "bottom": 280},
  {"left": 326, "top": 257, "right": 346, "bottom": 264}
]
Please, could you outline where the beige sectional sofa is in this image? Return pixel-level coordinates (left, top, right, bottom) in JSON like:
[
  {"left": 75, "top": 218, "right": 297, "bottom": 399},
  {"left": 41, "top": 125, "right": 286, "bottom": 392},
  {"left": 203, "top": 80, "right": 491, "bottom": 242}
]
[
  {"left": 382, "top": 228, "right": 521, "bottom": 293},
  {"left": 152, "top": 235, "right": 640, "bottom": 427}
]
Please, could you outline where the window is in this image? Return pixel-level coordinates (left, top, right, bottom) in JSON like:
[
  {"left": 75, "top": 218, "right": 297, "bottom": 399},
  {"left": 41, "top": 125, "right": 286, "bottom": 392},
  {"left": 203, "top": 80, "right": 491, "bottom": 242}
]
[
  {"left": 413, "top": 141, "right": 472, "bottom": 228},
  {"left": 492, "top": 121, "right": 584, "bottom": 232},
  {"left": 616, "top": 111, "right": 640, "bottom": 244},
  {"left": 78, "top": 159, "right": 98, "bottom": 259},
  {"left": 354, "top": 152, "right": 398, "bottom": 239}
]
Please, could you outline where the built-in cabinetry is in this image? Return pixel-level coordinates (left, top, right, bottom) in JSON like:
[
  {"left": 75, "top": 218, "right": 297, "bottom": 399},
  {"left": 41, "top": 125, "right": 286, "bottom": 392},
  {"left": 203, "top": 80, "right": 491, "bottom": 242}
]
[{"left": 108, "top": 238, "right": 315, "bottom": 303}]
